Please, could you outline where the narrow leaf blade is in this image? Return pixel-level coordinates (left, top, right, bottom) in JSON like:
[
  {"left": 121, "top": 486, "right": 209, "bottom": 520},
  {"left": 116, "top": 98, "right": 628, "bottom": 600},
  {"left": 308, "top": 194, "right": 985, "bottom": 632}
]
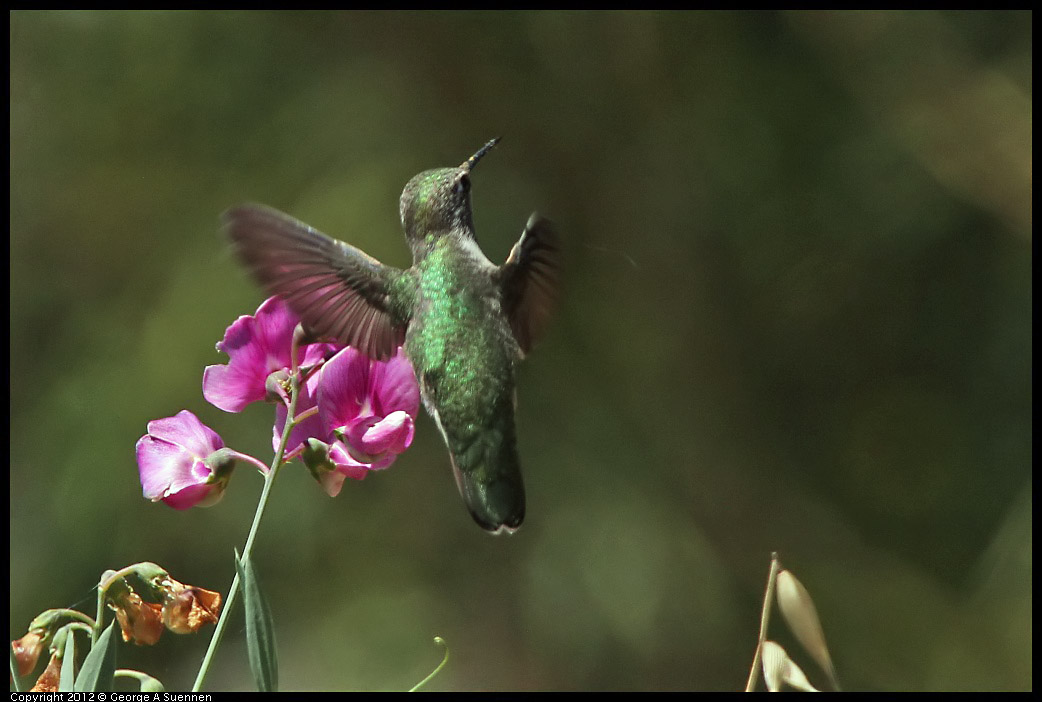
[
  {"left": 74, "top": 621, "right": 117, "bottom": 692},
  {"left": 58, "top": 631, "right": 76, "bottom": 692},
  {"left": 235, "top": 550, "right": 279, "bottom": 692}
]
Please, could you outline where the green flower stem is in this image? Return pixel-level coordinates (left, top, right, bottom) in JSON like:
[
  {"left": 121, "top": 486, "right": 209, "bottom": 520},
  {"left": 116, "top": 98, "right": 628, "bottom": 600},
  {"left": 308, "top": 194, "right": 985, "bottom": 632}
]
[
  {"left": 33, "top": 608, "right": 96, "bottom": 631},
  {"left": 116, "top": 669, "right": 164, "bottom": 692},
  {"left": 64, "top": 622, "right": 95, "bottom": 639},
  {"left": 94, "top": 583, "right": 106, "bottom": 647},
  {"left": 227, "top": 449, "right": 274, "bottom": 475},
  {"left": 94, "top": 563, "right": 150, "bottom": 645},
  {"left": 409, "top": 637, "right": 449, "bottom": 692},
  {"left": 192, "top": 339, "right": 305, "bottom": 693}
]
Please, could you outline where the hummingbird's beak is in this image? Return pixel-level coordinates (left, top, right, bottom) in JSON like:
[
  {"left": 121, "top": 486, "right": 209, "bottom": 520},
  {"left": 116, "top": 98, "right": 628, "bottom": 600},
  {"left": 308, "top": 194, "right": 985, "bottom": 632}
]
[{"left": 461, "top": 137, "right": 501, "bottom": 172}]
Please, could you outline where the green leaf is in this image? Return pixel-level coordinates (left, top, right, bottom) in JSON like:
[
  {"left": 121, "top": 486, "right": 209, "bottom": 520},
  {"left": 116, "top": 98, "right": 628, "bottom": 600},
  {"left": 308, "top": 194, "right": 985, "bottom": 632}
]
[
  {"left": 75, "top": 621, "right": 117, "bottom": 692},
  {"left": 235, "top": 549, "right": 278, "bottom": 692},
  {"left": 58, "top": 630, "right": 76, "bottom": 692}
]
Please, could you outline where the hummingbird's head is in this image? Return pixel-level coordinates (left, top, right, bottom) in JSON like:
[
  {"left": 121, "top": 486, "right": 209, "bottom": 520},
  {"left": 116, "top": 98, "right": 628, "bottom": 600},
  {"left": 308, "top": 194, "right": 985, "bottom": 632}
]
[{"left": 399, "top": 138, "right": 500, "bottom": 253}]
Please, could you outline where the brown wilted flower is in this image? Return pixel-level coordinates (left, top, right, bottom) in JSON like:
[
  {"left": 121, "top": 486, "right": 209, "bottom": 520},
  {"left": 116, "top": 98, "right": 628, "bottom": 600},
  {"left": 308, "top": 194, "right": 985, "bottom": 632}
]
[
  {"left": 11, "top": 628, "right": 48, "bottom": 677},
  {"left": 110, "top": 591, "right": 165, "bottom": 646},
  {"left": 29, "top": 651, "right": 62, "bottom": 692},
  {"left": 161, "top": 580, "right": 221, "bottom": 635}
]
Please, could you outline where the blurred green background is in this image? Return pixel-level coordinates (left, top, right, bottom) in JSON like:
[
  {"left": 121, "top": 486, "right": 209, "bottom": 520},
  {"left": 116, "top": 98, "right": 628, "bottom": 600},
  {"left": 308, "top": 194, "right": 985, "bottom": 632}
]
[{"left": 10, "top": 10, "right": 1031, "bottom": 691}]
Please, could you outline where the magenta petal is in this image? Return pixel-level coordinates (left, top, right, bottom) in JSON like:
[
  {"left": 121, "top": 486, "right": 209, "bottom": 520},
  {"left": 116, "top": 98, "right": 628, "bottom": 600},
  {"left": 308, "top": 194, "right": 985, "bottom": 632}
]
[
  {"left": 372, "top": 351, "right": 421, "bottom": 418},
  {"left": 303, "top": 345, "right": 420, "bottom": 484},
  {"left": 363, "top": 452, "right": 398, "bottom": 471},
  {"left": 206, "top": 297, "right": 302, "bottom": 413},
  {"left": 300, "top": 342, "right": 340, "bottom": 367},
  {"left": 136, "top": 437, "right": 212, "bottom": 507},
  {"left": 318, "top": 347, "right": 370, "bottom": 430},
  {"left": 137, "top": 436, "right": 194, "bottom": 500},
  {"left": 251, "top": 297, "right": 298, "bottom": 354},
  {"left": 144, "top": 410, "right": 223, "bottom": 458},
  {"left": 213, "top": 311, "right": 283, "bottom": 382},
  {"left": 337, "top": 463, "right": 370, "bottom": 480},
  {"left": 360, "top": 411, "right": 414, "bottom": 455},
  {"left": 162, "top": 483, "right": 217, "bottom": 510},
  {"left": 166, "top": 458, "right": 214, "bottom": 494},
  {"left": 203, "top": 362, "right": 264, "bottom": 413},
  {"left": 344, "top": 416, "right": 377, "bottom": 454},
  {"left": 137, "top": 411, "right": 228, "bottom": 509},
  {"left": 214, "top": 312, "right": 259, "bottom": 357},
  {"left": 329, "top": 442, "right": 370, "bottom": 479}
]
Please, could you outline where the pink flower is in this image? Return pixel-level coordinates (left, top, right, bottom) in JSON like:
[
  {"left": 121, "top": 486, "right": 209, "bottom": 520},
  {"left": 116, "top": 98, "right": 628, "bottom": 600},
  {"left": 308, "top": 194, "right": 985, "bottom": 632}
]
[
  {"left": 319, "top": 346, "right": 420, "bottom": 466},
  {"left": 278, "top": 346, "right": 420, "bottom": 496},
  {"left": 136, "top": 410, "right": 234, "bottom": 509},
  {"left": 203, "top": 296, "right": 337, "bottom": 412}
]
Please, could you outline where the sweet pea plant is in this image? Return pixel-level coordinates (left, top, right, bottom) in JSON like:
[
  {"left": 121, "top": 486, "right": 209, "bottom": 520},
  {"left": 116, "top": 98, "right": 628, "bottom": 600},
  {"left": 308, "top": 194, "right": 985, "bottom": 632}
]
[{"left": 11, "top": 297, "right": 447, "bottom": 692}]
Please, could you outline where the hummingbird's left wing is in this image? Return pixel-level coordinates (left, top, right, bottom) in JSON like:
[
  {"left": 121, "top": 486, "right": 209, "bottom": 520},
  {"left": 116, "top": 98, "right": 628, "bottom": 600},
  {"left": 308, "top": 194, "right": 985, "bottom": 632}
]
[
  {"left": 223, "top": 203, "right": 406, "bottom": 360},
  {"left": 496, "top": 214, "right": 560, "bottom": 355}
]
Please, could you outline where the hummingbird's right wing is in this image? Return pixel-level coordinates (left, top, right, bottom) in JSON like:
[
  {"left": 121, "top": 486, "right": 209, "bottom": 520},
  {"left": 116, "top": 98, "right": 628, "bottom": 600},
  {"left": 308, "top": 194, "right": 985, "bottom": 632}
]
[
  {"left": 223, "top": 203, "right": 406, "bottom": 360},
  {"left": 496, "top": 214, "right": 560, "bottom": 355}
]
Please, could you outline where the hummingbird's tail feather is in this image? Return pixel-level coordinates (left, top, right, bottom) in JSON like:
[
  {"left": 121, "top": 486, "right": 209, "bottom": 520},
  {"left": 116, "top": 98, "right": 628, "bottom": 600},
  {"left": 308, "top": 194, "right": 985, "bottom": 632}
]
[{"left": 434, "top": 404, "right": 526, "bottom": 533}]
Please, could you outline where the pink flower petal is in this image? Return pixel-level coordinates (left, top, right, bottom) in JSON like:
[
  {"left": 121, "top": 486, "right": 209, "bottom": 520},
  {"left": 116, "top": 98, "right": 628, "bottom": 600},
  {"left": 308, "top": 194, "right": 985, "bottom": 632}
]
[
  {"left": 144, "top": 410, "right": 222, "bottom": 459},
  {"left": 318, "top": 347, "right": 370, "bottom": 430},
  {"left": 363, "top": 453, "right": 399, "bottom": 471},
  {"left": 359, "top": 411, "right": 414, "bottom": 456},
  {"left": 251, "top": 297, "right": 298, "bottom": 354},
  {"left": 214, "top": 312, "right": 260, "bottom": 357},
  {"left": 371, "top": 351, "right": 420, "bottom": 417},
  {"left": 205, "top": 297, "right": 308, "bottom": 413},
  {"left": 162, "top": 482, "right": 219, "bottom": 510},
  {"left": 300, "top": 342, "right": 339, "bottom": 367},
  {"left": 137, "top": 436, "right": 195, "bottom": 500},
  {"left": 203, "top": 361, "right": 264, "bottom": 413},
  {"left": 290, "top": 345, "right": 421, "bottom": 495},
  {"left": 329, "top": 443, "right": 371, "bottom": 480},
  {"left": 136, "top": 412, "right": 227, "bottom": 509}
]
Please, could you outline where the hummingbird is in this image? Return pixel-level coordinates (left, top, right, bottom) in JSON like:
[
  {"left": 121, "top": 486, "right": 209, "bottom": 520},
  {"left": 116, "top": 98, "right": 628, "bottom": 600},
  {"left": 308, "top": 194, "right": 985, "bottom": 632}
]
[{"left": 222, "top": 138, "right": 559, "bottom": 533}]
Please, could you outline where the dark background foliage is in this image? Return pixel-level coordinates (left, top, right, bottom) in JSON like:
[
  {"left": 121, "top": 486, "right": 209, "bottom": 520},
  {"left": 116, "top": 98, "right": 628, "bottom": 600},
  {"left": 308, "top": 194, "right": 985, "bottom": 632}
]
[{"left": 10, "top": 10, "right": 1030, "bottom": 691}]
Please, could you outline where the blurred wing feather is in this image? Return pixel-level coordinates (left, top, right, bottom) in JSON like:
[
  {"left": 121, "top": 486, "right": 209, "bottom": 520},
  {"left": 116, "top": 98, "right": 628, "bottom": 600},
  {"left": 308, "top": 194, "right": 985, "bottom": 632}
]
[
  {"left": 223, "top": 203, "right": 405, "bottom": 359},
  {"left": 497, "top": 214, "right": 560, "bottom": 354}
]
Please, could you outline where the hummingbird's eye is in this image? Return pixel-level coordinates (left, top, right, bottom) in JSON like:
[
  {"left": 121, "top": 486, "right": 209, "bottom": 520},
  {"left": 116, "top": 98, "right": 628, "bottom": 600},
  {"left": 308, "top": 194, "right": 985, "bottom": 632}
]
[{"left": 454, "top": 175, "right": 470, "bottom": 195}]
